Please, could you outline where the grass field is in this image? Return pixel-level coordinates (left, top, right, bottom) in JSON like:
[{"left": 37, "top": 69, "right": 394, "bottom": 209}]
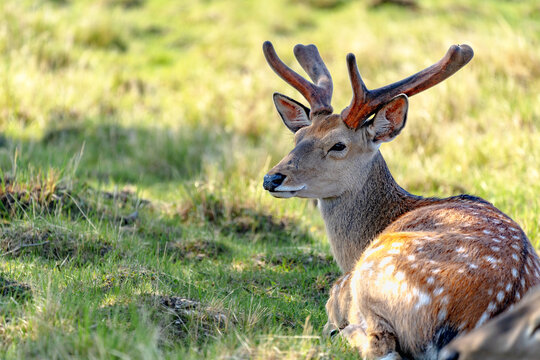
[{"left": 0, "top": 0, "right": 539, "bottom": 358}]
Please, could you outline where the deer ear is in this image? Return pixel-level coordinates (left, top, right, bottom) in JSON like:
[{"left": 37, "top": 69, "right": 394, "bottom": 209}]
[
  {"left": 369, "top": 94, "right": 408, "bottom": 143},
  {"left": 273, "top": 93, "right": 311, "bottom": 133}
]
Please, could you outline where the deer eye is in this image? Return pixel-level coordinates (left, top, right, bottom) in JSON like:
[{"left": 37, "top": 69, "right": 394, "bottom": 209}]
[{"left": 329, "top": 142, "right": 346, "bottom": 152}]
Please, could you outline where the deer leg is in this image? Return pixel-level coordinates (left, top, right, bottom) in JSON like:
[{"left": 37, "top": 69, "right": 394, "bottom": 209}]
[{"left": 342, "top": 322, "right": 402, "bottom": 360}]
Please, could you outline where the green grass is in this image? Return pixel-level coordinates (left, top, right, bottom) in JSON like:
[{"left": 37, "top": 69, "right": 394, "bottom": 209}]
[{"left": 0, "top": 0, "right": 539, "bottom": 358}]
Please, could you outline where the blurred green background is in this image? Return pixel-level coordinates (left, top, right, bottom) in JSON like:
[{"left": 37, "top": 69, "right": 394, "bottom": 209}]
[{"left": 0, "top": 0, "right": 538, "bottom": 358}]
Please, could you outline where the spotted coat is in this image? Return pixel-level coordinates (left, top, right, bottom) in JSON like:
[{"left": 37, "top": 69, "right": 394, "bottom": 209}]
[{"left": 326, "top": 196, "right": 540, "bottom": 360}]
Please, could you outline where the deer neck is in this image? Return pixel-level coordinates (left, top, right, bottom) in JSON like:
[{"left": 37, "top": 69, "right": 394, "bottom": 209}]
[{"left": 318, "top": 151, "right": 425, "bottom": 273}]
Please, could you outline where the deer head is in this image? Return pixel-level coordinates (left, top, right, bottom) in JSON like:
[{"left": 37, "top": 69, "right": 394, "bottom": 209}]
[{"left": 262, "top": 41, "right": 474, "bottom": 199}]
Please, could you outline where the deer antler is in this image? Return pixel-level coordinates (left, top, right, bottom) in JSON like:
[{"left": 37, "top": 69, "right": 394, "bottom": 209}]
[
  {"left": 342, "top": 44, "right": 474, "bottom": 129},
  {"left": 263, "top": 41, "right": 334, "bottom": 115}
]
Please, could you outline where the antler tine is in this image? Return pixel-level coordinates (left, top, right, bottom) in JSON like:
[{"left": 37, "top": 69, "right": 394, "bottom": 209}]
[
  {"left": 263, "top": 41, "right": 333, "bottom": 115},
  {"left": 341, "top": 53, "right": 369, "bottom": 125},
  {"left": 293, "top": 44, "right": 333, "bottom": 113},
  {"left": 342, "top": 44, "right": 474, "bottom": 129}
]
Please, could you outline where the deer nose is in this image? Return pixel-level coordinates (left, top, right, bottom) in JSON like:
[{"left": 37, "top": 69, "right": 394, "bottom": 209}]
[{"left": 263, "top": 173, "right": 286, "bottom": 191}]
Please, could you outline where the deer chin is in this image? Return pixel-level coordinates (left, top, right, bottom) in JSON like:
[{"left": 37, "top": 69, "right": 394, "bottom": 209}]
[{"left": 270, "top": 184, "right": 306, "bottom": 198}]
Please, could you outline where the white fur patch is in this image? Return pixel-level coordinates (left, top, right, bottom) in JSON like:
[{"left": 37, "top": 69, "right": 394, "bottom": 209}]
[
  {"left": 415, "top": 292, "right": 431, "bottom": 310},
  {"left": 385, "top": 265, "right": 395, "bottom": 275},
  {"left": 475, "top": 311, "right": 491, "bottom": 329},
  {"left": 496, "top": 291, "right": 504, "bottom": 302},
  {"left": 379, "top": 257, "right": 393, "bottom": 268},
  {"left": 511, "top": 268, "right": 518, "bottom": 278},
  {"left": 363, "top": 245, "right": 384, "bottom": 259},
  {"left": 438, "top": 308, "right": 448, "bottom": 321}
]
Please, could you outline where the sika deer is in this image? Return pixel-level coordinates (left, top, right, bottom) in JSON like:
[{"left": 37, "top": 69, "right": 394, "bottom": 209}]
[{"left": 261, "top": 41, "right": 540, "bottom": 359}]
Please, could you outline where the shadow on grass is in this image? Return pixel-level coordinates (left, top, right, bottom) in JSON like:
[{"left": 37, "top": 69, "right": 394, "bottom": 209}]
[
  {"left": 40, "top": 121, "right": 226, "bottom": 185},
  {"left": 0, "top": 224, "right": 113, "bottom": 266},
  {"left": 0, "top": 274, "right": 32, "bottom": 302},
  {"left": 178, "top": 191, "right": 315, "bottom": 244}
]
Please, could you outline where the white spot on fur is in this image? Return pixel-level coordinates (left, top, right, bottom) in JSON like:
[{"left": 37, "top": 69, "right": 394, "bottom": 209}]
[
  {"left": 491, "top": 219, "right": 501, "bottom": 224},
  {"left": 391, "top": 242, "right": 402, "bottom": 248},
  {"left": 415, "top": 292, "right": 431, "bottom": 310},
  {"left": 487, "top": 289, "right": 493, "bottom": 295},
  {"left": 469, "top": 263, "right": 478, "bottom": 269},
  {"left": 487, "top": 302, "right": 496, "bottom": 312},
  {"left": 379, "top": 257, "right": 393, "bottom": 268},
  {"left": 363, "top": 245, "right": 384, "bottom": 258},
  {"left": 385, "top": 265, "right": 395, "bottom": 275},
  {"left": 438, "top": 308, "right": 447, "bottom": 321},
  {"left": 458, "top": 322, "right": 467, "bottom": 330},
  {"left": 483, "top": 229, "right": 492, "bottom": 235},
  {"left": 510, "top": 227, "right": 520, "bottom": 233},
  {"left": 492, "top": 238, "right": 501, "bottom": 243},
  {"left": 525, "top": 266, "right": 530, "bottom": 276},
  {"left": 506, "top": 283, "right": 512, "bottom": 292},
  {"left": 496, "top": 291, "right": 504, "bottom": 302},
  {"left": 458, "top": 269, "right": 465, "bottom": 274},
  {"left": 512, "top": 268, "right": 519, "bottom": 278},
  {"left": 426, "top": 277, "right": 435, "bottom": 285},
  {"left": 399, "top": 281, "right": 409, "bottom": 293},
  {"left": 434, "top": 287, "right": 444, "bottom": 296},
  {"left": 359, "top": 261, "right": 373, "bottom": 271},
  {"left": 433, "top": 268, "right": 441, "bottom": 274},
  {"left": 490, "top": 246, "right": 500, "bottom": 252},
  {"left": 456, "top": 247, "right": 466, "bottom": 253},
  {"left": 512, "top": 253, "right": 520, "bottom": 261},
  {"left": 516, "top": 293, "right": 521, "bottom": 301},
  {"left": 521, "top": 278, "right": 526, "bottom": 287},
  {"left": 475, "top": 312, "right": 491, "bottom": 328},
  {"left": 387, "top": 248, "right": 400, "bottom": 255},
  {"left": 407, "top": 254, "right": 415, "bottom": 261},
  {"left": 441, "top": 295, "right": 450, "bottom": 304},
  {"left": 511, "top": 244, "right": 521, "bottom": 250},
  {"left": 512, "top": 235, "right": 520, "bottom": 240},
  {"left": 485, "top": 256, "right": 498, "bottom": 264}
]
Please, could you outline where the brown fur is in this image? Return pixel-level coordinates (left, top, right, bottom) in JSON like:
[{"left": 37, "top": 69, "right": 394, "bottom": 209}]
[{"left": 439, "top": 285, "right": 540, "bottom": 360}]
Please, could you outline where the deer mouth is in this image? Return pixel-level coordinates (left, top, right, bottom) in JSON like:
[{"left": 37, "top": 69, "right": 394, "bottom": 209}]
[{"left": 269, "top": 184, "right": 306, "bottom": 198}]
